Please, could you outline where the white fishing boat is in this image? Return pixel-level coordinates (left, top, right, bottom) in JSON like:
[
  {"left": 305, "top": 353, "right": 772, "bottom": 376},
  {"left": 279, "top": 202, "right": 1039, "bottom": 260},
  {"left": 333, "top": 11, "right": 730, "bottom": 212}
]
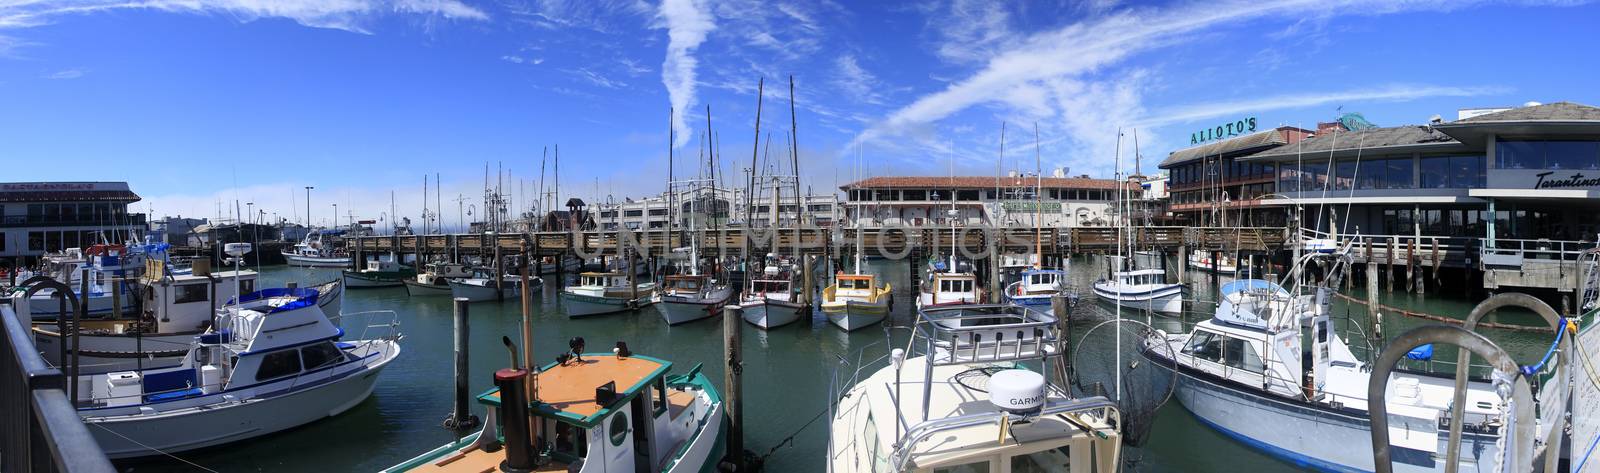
[
  {"left": 918, "top": 268, "right": 981, "bottom": 310},
  {"left": 13, "top": 249, "right": 138, "bottom": 319},
  {"left": 532, "top": 254, "right": 582, "bottom": 275},
  {"left": 1144, "top": 261, "right": 1509, "bottom": 473},
  {"left": 1187, "top": 250, "right": 1239, "bottom": 274},
  {"left": 654, "top": 274, "right": 734, "bottom": 325},
  {"left": 403, "top": 262, "right": 473, "bottom": 297},
  {"left": 561, "top": 272, "right": 654, "bottom": 317},
  {"left": 73, "top": 285, "right": 401, "bottom": 459},
  {"left": 1092, "top": 257, "right": 1183, "bottom": 315},
  {"left": 342, "top": 255, "right": 416, "bottom": 289},
  {"left": 28, "top": 249, "right": 342, "bottom": 374},
  {"left": 448, "top": 273, "right": 540, "bottom": 303},
  {"left": 738, "top": 256, "right": 805, "bottom": 329},
  {"left": 1005, "top": 268, "right": 1076, "bottom": 309},
  {"left": 829, "top": 303, "right": 1123, "bottom": 472},
  {"left": 282, "top": 232, "right": 351, "bottom": 268},
  {"left": 382, "top": 344, "right": 725, "bottom": 473}
]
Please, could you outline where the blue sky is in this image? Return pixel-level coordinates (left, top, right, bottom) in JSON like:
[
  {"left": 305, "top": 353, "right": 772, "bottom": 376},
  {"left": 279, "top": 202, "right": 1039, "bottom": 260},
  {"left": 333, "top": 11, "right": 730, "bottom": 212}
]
[{"left": 1, "top": 0, "right": 1597, "bottom": 228}]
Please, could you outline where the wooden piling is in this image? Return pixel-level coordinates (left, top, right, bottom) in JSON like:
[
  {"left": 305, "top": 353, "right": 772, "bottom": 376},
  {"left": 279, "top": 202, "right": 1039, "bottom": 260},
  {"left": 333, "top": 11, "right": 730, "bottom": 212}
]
[
  {"left": 1406, "top": 238, "right": 1416, "bottom": 293},
  {"left": 444, "top": 297, "right": 479, "bottom": 432},
  {"left": 1176, "top": 245, "right": 1187, "bottom": 286},
  {"left": 1051, "top": 293, "right": 1071, "bottom": 384},
  {"left": 1387, "top": 237, "right": 1397, "bottom": 293},
  {"left": 801, "top": 255, "right": 815, "bottom": 311},
  {"left": 722, "top": 306, "right": 744, "bottom": 470},
  {"left": 1366, "top": 260, "right": 1382, "bottom": 344}
]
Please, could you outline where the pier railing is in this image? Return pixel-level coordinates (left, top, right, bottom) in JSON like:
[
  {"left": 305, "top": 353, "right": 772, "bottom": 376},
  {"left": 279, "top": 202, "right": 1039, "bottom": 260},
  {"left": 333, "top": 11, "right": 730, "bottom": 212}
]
[{"left": 0, "top": 303, "right": 115, "bottom": 473}]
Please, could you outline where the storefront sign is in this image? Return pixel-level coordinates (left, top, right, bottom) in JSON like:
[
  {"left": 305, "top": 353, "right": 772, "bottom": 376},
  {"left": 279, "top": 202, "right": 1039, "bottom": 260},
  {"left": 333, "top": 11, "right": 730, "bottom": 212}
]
[
  {"left": 1002, "top": 202, "right": 1062, "bottom": 213},
  {"left": 1191, "top": 117, "right": 1258, "bottom": 145},
  {"left": 1534, "top": 171, "right": 1600, "bottom": 189}
]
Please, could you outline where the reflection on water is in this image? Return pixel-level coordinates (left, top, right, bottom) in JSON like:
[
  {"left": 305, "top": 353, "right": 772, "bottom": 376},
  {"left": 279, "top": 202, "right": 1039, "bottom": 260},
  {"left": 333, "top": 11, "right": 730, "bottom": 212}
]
[{"left": 118, "top": 255, "right": 1549, "bottom": 472}]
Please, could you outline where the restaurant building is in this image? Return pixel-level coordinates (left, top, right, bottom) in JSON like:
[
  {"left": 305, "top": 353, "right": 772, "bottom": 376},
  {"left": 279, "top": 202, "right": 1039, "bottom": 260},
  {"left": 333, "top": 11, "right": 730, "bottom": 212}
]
[
  {"left": 0, "top": 182, "right": 147, "bottom": 264},
  {"left": 1159, "top": 125, "right": 1314, "bottom": 226},
  {"left": 1239, "top": 102, "right": 1600, "bottom": 243}
]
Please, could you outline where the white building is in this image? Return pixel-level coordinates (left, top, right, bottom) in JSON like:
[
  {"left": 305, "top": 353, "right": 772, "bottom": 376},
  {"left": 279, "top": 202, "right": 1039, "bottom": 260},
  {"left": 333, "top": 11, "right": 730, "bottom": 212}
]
[
  {"left": 592, "top": 185, "right": 839, "bottom": 231},
  {"left": 1, "top": 182, "right": 146, "bottom": 263},
  {"left": 840, "top": 175, "right": 1131, "bottom": 228}
]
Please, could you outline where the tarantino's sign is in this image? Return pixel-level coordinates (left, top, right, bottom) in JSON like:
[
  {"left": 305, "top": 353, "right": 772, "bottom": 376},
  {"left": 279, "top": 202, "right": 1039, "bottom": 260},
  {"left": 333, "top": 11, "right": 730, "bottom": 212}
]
[
  {"left": 1191, "top": 117, "right": 1258, "bottom": 145},
  {"left": 1535, "top": 171, "right": 1600, "bottom": 189}
]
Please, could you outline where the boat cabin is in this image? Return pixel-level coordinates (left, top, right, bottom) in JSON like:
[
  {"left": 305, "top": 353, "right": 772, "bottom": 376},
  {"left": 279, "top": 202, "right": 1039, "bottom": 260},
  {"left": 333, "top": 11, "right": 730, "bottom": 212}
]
[
  {"left": 425, "top": 263, "right": 472, "bottom": 278},
  {"left": 1111, "top": 268, "right": 1169, "bottom": 286},
  {"left": 1016, "top": 269, "right": 1064, "bottom": 295},
  {"left": 660, "top": 274, "right": 708, "bottom": 296},
  {"left": 578, "top": 272, "right": 629, "bottom": 288},
  {"left": 833, "top": 274, "right": 880, "bottom": 298},
  {"left": 403, "top": 354, "right": 716, "bottom": 473},
  {"left": 924, "top": 273, "right": 978, "bottom": 305},
  {"left": 145, "top": 270, "right": 258, "bottom": 333},
  {"left": 361, "top": 255, "right": 406, "bottom": 273}
]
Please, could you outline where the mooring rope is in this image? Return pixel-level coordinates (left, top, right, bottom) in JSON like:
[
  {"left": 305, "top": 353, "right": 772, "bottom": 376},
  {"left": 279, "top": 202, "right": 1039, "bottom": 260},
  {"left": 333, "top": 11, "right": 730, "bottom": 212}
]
[
  {"left": 758, "top": 407, "right": 830, "bottom": 462},
  {"left": 87, "top": 421, "right": 222, "bottom": 473}
]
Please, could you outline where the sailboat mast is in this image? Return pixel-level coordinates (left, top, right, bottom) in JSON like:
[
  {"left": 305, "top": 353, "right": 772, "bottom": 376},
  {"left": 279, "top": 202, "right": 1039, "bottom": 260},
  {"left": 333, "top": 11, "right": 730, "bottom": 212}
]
[{"left": 1033, "top": 122, "right": 1043, "bottom": 269}]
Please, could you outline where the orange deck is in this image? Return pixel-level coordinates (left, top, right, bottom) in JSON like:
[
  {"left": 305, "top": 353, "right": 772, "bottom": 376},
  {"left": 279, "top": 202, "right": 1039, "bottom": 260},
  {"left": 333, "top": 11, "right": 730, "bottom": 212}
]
[
  {"left": 487, "top": 356, "right": 665, "bottom": 419},
  {"left": 409, "top": 444, "right": 569, "bottom": 473}
]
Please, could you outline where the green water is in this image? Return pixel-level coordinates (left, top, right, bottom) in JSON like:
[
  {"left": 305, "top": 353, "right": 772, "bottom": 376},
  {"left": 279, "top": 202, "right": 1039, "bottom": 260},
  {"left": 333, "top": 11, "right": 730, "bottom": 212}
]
[{"left": 117, "top": 256, "right": 1558, "bottom": 472}]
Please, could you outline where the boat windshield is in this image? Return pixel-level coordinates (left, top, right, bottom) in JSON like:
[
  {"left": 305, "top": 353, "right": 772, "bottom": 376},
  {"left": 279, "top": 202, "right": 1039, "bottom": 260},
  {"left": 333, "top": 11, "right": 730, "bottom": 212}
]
[{"left": 1009, "top": 445, "right": 1072, "bottom": 473}]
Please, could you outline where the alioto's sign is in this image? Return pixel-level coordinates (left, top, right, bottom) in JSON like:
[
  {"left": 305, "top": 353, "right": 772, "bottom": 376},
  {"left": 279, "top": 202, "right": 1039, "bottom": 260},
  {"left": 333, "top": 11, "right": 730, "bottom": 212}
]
[{"left": 1191, "top": 117, "right": 1258, "bottom": 145}]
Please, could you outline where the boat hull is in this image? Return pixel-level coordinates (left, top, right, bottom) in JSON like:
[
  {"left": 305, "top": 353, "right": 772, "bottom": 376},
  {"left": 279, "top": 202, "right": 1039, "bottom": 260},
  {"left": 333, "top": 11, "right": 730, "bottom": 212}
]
[
  {"left": 402, "top": 280, "right": 454, "bottom": 297},
  {"left": 1092, "top": 283, "right": 1183, "bottom": 314},
  {"left": 342, "top": 272, "right": 408, "bottom": 289},
  {"left": 562, "top": 292, "right": 650, "bottom": 317},
  {"left": 739, "top": 299, "right": 804, "bottom": 329},
  {"left": 283, "top": 252, "right": 351, "bottom": 268},
  {"left": 656, "top": 290, "right": 733, "bottom": 325},
  {"left": 1168, "top": 361, "right": 1500, "bottom": 473},
  {"left": 448, "top": 282, "right": 522, "bottom": 302},
  {"left": 25, "top": 290, "right": 137, "bottom": 319},
  {"left": 84, "top": 341, "right": 398, "bottom": 459},
  {"left": 821, "top": 300, "right": 888, "bottom": 331}
]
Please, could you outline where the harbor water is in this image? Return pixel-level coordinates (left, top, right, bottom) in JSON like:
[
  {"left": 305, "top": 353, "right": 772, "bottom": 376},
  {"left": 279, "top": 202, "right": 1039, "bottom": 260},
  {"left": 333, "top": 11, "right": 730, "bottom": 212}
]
[{"left": 117, "top": 255, "right": 1553, "bottom": 472}]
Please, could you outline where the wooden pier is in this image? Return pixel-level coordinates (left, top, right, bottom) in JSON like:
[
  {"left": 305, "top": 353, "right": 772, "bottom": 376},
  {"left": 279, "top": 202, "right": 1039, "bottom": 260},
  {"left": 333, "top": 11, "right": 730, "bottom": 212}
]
[{"left": 345, "top": 226, "right": 1293, "bottom": 259}]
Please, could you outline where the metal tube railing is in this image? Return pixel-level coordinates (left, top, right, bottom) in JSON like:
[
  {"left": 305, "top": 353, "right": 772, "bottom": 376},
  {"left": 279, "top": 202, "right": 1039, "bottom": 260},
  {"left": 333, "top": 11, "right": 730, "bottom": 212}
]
[{"left": 2, "top": 303, "right": 115, "bottom": 472}]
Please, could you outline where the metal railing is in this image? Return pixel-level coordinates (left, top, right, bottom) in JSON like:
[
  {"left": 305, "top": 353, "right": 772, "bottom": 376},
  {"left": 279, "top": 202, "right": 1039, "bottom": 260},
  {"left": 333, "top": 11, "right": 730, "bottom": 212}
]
[
  {"left": 0, "top": 303, "right": 115, "bottom": 472},
  {"left": 1480, "top": 237, "right": 1597, "bottom": 263}
]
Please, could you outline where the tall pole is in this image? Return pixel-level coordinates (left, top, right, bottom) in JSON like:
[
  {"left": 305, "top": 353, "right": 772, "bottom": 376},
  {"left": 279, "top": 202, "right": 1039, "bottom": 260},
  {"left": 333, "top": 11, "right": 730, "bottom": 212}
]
[
  {"left": 788, "top": 75, "right": 802, "bottom": 225},
  {"left": 722, "top": 305, "right": 744, "bottom": 470},
  {"left": 304, "top": 186, "right": 314, "bottom": 230},
  {"left": 745, "top": 78, "right": 765, "bottom": 272}
]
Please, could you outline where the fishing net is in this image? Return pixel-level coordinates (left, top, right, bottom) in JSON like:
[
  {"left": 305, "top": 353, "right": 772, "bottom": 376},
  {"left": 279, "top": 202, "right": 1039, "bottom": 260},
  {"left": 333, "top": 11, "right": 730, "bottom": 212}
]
[{"left": 1068, "top": 319, "right": 1177, "bottom": 447}]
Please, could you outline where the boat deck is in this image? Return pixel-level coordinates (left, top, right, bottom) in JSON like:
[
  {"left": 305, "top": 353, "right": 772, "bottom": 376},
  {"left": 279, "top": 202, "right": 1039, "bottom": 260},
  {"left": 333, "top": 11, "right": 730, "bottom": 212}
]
[
  {"left": 483, "top": 355, "right": 668, "bottom": 421},
  {"left": 407, "top": 443, "right": 569, "bottom": 473}
]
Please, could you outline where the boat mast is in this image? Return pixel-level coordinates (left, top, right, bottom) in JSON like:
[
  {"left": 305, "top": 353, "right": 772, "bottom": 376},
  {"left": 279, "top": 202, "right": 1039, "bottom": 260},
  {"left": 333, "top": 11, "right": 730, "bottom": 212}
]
[
  {"left": 746, "top": 78, "right": 765, "bottom": 290},
  {"left": 1033, "top": 122, "right": 1043, "bottom": 269}
]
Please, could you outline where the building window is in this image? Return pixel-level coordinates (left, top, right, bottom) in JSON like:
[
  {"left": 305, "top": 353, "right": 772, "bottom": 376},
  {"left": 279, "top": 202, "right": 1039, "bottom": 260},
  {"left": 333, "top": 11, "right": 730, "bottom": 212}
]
[
  {"left": 1497, "top": 139, "right": 1600, "bottom": 170},
  {"left": 1384, "top": 158, "right": 1414, "bottom": 189},
  {"left": 807, "top": 204, "right": 831, "bottom": 212},
  {"left": 28, "top": 232, "right": 43, "bottom": 251},
  {"left": 648, "top": 209, "right": 668, "bottom": 216},
  {"left": 956, "top": 190, "right": 980, "bottom": 201},
  {"left": 902, "top": 190, "right": 927, "bottom": 200}
]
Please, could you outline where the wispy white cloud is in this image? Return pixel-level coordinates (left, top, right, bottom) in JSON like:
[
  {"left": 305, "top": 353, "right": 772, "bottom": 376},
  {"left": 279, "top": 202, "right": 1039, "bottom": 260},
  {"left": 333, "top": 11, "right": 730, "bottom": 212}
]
[
  {"left": 0, "top": 0, "right": 488, "bottom": 36},
  {"left": 42, "top": 67, "right": 84, "bottom": 79},
  {"left": 832, "top": 54, "right": 883, "bottom": 105},
  {"left": 564, "top": 67, "right": 626, "bottom": 89},
  {"left": 1143, "top": 84, "right": 1510, "bottom": 128},
  {"left": 854, "top": 0, "right": 1569, "bottom": 176},
  {"left": 656, "top": 0, "right": 714, "bottom": 148}
]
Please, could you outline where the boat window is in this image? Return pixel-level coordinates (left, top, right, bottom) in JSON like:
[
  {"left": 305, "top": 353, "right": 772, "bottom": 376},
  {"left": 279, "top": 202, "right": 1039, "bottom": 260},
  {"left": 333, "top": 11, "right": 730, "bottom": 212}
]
[
  {"left": 1010, "top": 445, "right": 1071, "bottom": 473},
  {"left": 241, "top": 279, "right": 255, "bottom": 295},
  {"left": 1181, "top": 332, "right": 1223, "bottom": 363},
  {"left": 1222, "top": 337, "right": 1264, "bottom": 372},
  {"left": 863, "top": 414, "right": 891, "bottom": 473},
  {"left": 174, "top": 283, "right": 208, "bottom": 304},
  {"left": 300, "top": 341, "right": 346, "bottom": 371},
  {"left": 652, "top": 378, "right": 667, "bottom": 416},
  {"left": 255, "top": 349, "right": 302, "bottom": 382},
  {"left": 608, "top": 412, "right": 629, "bottom": 447},
  {"left": 932, "top": 460, "right": 991, "bottom": 473}
]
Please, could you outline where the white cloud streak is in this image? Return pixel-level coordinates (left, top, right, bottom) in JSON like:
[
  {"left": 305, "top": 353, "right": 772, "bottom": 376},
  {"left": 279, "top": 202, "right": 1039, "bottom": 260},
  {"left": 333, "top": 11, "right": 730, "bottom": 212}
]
[
  {"left": 1143, "top": 84, "right": 1510, "bottom": 128},
  {"left": 0, "top": 0, "right": 488, "bottom": 36},
  {"left": 42, "top": 67, "right": 84, "bottom": 79},
  {"left": 656, "top": 0, "right": 713, "bottom": 148}
]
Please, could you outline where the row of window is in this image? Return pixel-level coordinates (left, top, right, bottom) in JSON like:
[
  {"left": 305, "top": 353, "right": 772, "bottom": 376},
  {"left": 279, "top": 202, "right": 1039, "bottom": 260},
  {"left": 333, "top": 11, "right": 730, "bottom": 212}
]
[
  {"left": 18, "top": 230, "right": 136, "bottom": 253},
  {"left": 1495, "top": 139, "right": 1600, "bottom": 170},
  {"left": 1182, "top": 331, "right": 1265, "bottom": 372},
  {"left": 1169, "top": 159, "right": 1276, "bottom": 186},
  {"left": 597, "top": 204, "right": 834, "bottom": 219},
  {"left": 847, "top": 188, "right": 1113, "bottom": 202},
  {"left": 1276, "top": 155, "right": 1486, "bottom": 192}
]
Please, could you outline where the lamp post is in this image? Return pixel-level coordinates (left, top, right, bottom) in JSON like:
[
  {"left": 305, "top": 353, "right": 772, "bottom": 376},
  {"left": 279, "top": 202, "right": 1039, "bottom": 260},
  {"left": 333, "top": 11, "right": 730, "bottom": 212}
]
[{"left": 305, "top": 186, "right": 314, "bottom": 230}]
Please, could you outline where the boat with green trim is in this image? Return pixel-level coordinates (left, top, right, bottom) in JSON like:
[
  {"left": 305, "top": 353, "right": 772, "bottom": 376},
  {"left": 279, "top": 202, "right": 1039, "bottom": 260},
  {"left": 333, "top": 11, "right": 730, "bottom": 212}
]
[
  {"left": 383, "top": 348, "right": 726, "bottom": 473},
  {"left": 342, "top": 255, "right": 417, "bottom": 289}
]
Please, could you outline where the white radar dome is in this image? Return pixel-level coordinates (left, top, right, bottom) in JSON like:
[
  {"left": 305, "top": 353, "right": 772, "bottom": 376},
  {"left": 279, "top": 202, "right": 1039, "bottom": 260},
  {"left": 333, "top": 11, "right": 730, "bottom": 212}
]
[{"left": 988, "top": 369, "right": 1046, "bottom": 413}]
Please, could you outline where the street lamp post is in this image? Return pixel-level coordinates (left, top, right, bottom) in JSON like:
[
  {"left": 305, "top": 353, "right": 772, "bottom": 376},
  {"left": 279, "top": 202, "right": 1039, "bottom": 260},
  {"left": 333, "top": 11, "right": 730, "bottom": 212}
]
[{"left": 305, "top": 186, "right": 314, "bottom": 230}]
